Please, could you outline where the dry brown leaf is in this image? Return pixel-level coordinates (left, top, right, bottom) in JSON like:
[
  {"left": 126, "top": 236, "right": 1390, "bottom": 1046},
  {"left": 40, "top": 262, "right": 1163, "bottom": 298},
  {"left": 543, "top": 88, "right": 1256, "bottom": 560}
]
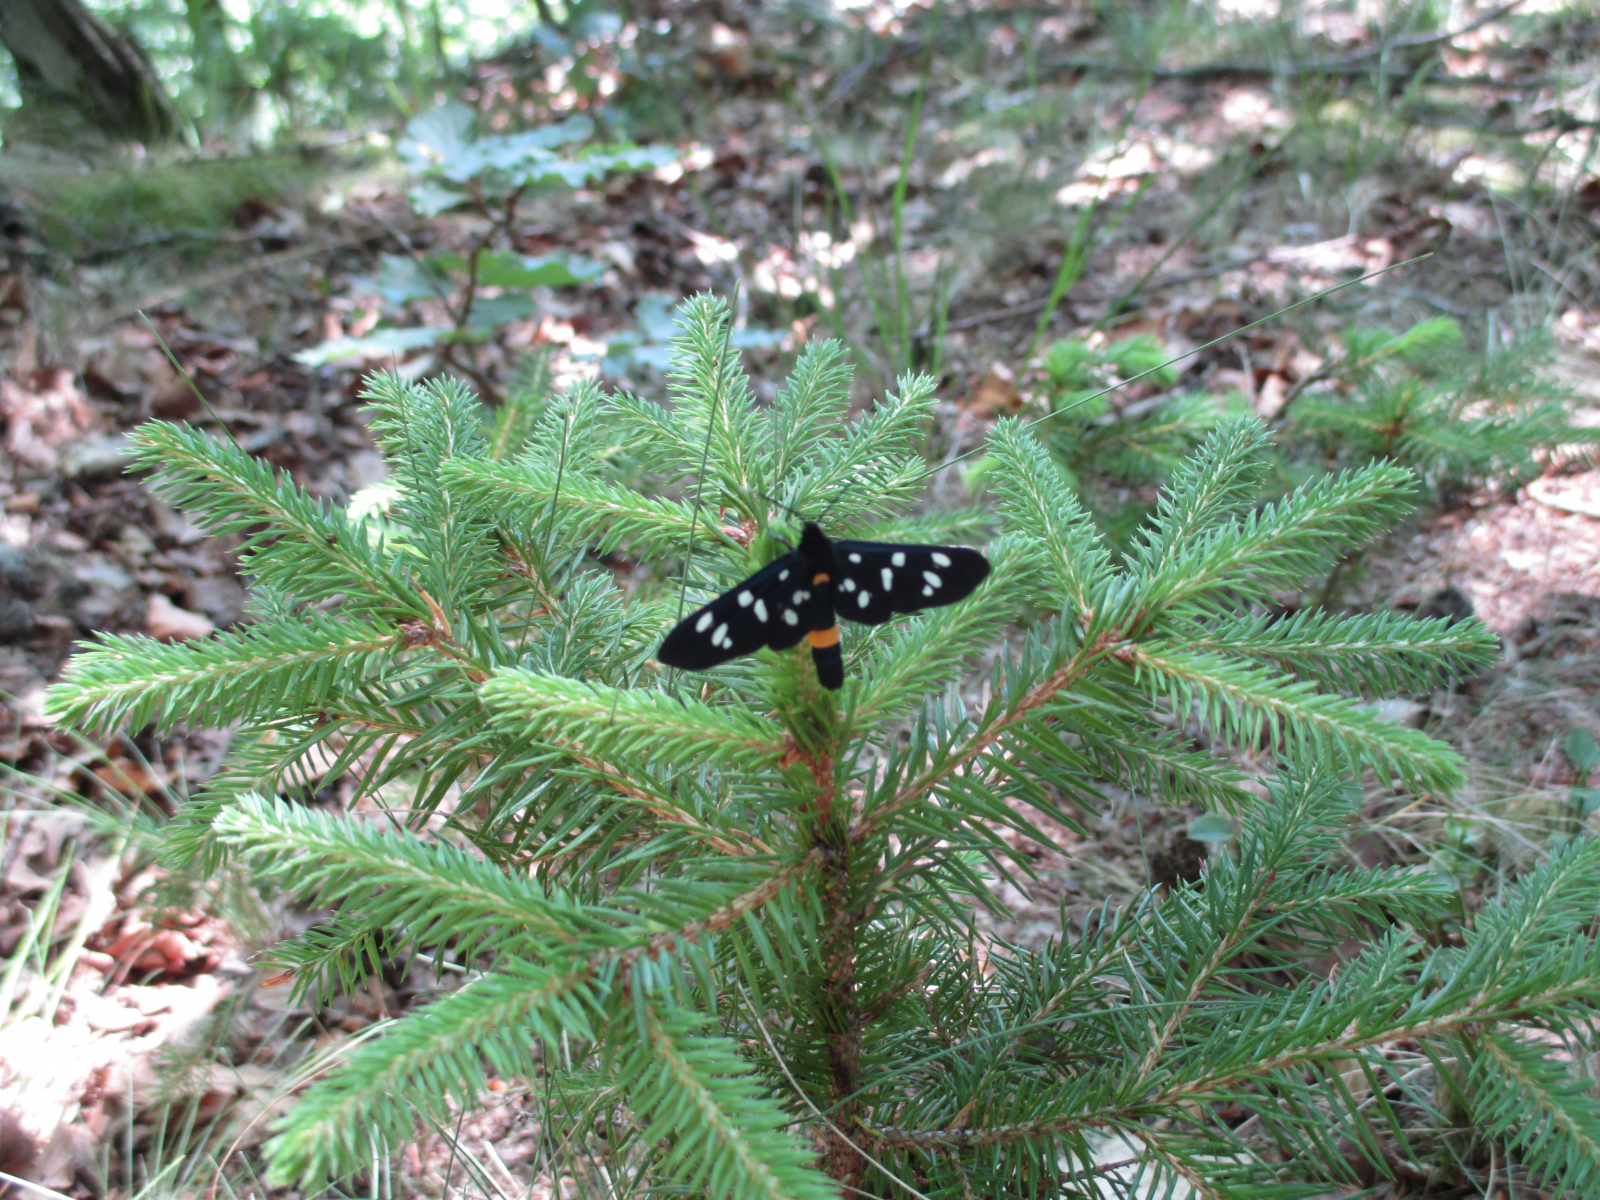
[
  {"left": 0, "top": 369, "right": 95, "bottom": 471},
  {"left": 961, "top": 363, "right": 1020, "bottom": 419},
  {"left": 145, "top": 593, "right": 215, "bottom": 641},
  {"left": 92, "top": 756, "right": 167, "bottom": 797},
  {"left": 1526, "top": 472, "right": 1600, "bottom": 519},
  {"left": 1255, "top": 372, "right": 1288, "bottom": 420}
]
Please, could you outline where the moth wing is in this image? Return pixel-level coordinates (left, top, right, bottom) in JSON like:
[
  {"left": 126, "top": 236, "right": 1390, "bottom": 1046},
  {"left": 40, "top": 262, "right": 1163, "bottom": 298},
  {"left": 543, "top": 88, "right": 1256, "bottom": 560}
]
[
  {"left": 832, "top": 542, "right": 991, "bottom": 626},
  {"left": 657, "top": 551, "right": 820, "bottom": 669}
]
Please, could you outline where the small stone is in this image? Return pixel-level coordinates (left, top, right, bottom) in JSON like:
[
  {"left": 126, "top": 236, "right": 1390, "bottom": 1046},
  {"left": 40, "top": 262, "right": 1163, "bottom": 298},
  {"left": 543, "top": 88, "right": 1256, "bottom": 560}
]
[
  {"left": 73, "top": 558, "right": 134, "bottom": 594},
  {"left": 1415, "top": 585, "right": 1473, "bottom": 625},
  {"left": 345, "top": 450, "right": 389, "bottom": 490},
  {"left": 183, "top": 575, "right": 245, "bottom": 625},
  {"left": 149, "top": 380, "right": 200, "bottom": 420},
  {"left": 59, "top": 434, "right": 130, "bottom": 480},
  {"left": 961, "top": 363, "right": 1021, "bottom": 419},
  {"left": 0, "top": 545, "right": 42, "bottom": 593},
  {"left": 111, "top": 524, "right": 156, "bottom": 567},
  {"left": 1367, "top": 698, "right": 1428, "bottom": 728},
  {"left": 0, "top": 599, "right": 32, "bottom": 642},
  {"left": 145, "top": 593, "right": 214, "bottom": 641}
]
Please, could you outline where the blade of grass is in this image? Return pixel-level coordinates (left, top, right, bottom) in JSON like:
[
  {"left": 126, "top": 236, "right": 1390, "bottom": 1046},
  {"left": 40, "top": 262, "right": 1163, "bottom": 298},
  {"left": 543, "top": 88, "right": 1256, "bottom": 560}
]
[
  {"left": 0, "top": 835, "right": 75, "bottom": 1020},
  {"left": 43, "top": 820, "right": 131, "bottom": 1022},
  {"left": 1025, "top": 63, "right": 1157, "bottom": 360},
  {"left": 889, "top": 34, "right": 936, "bottom": 372},
  {"left": 1091, "top": 148, "right": 1267, "bottom": 331}
]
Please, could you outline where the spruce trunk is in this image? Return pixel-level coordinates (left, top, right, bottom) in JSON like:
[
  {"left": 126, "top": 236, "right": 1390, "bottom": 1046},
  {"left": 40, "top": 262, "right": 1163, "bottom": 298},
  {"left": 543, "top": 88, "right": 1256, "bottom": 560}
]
[{"left": 0, "top": 0, "right": 180, "bottom": 141}]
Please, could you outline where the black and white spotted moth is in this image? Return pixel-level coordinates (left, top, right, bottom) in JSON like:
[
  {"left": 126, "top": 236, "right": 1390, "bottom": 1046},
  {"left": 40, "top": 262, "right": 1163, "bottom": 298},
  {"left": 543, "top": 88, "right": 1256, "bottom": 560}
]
[{"left": 658, "top": 522, "right": 991, "bottom": 689}]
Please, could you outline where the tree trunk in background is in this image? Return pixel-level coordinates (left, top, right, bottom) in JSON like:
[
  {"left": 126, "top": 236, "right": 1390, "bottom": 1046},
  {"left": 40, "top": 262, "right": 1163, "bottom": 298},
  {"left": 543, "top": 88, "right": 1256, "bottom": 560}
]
[
  {"left": 183, "top": 0, "right": 247, "bottom": 128},
  {"left": 0, "top": 0, "right": 180, "bottom": 142}
]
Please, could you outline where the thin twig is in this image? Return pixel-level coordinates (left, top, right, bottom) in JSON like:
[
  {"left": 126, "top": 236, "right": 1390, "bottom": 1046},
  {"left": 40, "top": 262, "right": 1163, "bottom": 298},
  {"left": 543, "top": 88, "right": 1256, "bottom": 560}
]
[
  {"left": 739, "top": 983, "right": 935, "bottom": 1200},
  {"left": 941, "top": 257, "right": 1261, "bottom": 334},
  {"left": 366, "top": 208, "right": 504, "bottom": 402},
  {"left": 1038, "top": 60, "right": 1559, "bottom": 89},
  {"left": 1040, "top": 0, "right": 1531, "bottom": 87},
  {"left": 111, "top": 232, "right": 390, "bottom": 325}
]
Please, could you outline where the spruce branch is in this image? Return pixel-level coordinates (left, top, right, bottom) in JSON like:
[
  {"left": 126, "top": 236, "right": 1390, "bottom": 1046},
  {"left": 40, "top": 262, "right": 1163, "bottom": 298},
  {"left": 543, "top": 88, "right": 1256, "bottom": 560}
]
[
  {"left": 481, "top": 670, "right": 789, "bottom": 771},
  {"left": 442, "top": 456, "right": 716, "bottom": 559},
  {"left": 1130, "top": 845, "right": 1280, "bottom": 1081},
  {"left": 362, "top": 372, "right": 503, "bottom": 616},
  {"left": 608, "top": 388, "right": 706, "bottom": 480},
  {"left": 211, "top": 794, "right": 621, "bottom": 956},
  {"left": 1125, "top": 643, "right": 1468, "bottom": 793},
  {"left": 44, "top": 297, "right": 1599, "bottom": 1199},
  {"left": 264, "top": 962, "right": 603, "bottom": 1190},
  {"left": 45, "top": 617, "right": 403, "bottom": 735},
  {"left": 988, "top": 416, "right": 1111, "bottom": 616},
  {"left": 1175, "top": 607, "right": 1498, "bottom": 695},
  {"left": 610, "top": 850, "right": 824, "bottom": 976},
  {"left": 787, "top": 370, "right": 940, "bottom": 519},
  {"left": 855, "top": 626, "right": 1123, "bottom": 842},
  {"left": 849, "top": 505, "right": 995, "bottom": 546},
  {"left": 1132, "top": 419, "right": 1273, "bottom": 579},
  {"left": 619, "top": 1004, "right": 837, "bottom": 1200},
  {"left": 1469, "top": 1030, "right": 1600, "bottom": 1193},
  {"left": 488, "top": 346, "right": 555, "bottom": 462},
  {"left": 568, "top": 756, "right": 775, "bottom": 857},
  {"left": 1082, "top": 729, "right": 1257, "bottom": 811},
  {"left": 128, "top": 421, "right": 415, "bottom": 611},
  {"left": 1132, "top": 1131, "right": 1231, "bottom": 1200},
  {"left": 1139, "top": 459, "right": 1418, "bottom": 614},
  {"left": 767, "top": 339, "right": 855, "bottom": 484}
]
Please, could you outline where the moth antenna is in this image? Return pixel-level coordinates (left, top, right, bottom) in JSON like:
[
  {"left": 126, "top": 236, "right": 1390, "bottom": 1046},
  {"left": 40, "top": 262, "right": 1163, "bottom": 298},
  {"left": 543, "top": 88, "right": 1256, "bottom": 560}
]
[
  {"left": 753, "top": 487, "right": 804, "bottom": 522},
  {"left": 751, "top": 488, "right": 805, "bottom": 548},
  {"left": 816, "top": 490, "right": 849, "bottom": 529}
]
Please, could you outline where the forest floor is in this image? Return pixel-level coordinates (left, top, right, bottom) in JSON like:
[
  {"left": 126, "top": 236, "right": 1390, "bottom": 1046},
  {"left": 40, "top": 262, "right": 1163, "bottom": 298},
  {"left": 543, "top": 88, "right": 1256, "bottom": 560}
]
[{"left": 2, "top": 1, "right": 1600, "bottom": 1197}]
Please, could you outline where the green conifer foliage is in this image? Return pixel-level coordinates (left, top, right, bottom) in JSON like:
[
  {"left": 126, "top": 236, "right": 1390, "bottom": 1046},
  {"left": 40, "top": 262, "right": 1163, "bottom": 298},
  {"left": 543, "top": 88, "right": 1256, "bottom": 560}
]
[
  {"left": 1286, "top": 318, "right": 1599, "bottom": 495},
  {"left": 47, "top": 296, "right": 1600, "bottom": 1197},
  {"left": 1031, "top": 334, "right": 1236, "bottom": 544}
]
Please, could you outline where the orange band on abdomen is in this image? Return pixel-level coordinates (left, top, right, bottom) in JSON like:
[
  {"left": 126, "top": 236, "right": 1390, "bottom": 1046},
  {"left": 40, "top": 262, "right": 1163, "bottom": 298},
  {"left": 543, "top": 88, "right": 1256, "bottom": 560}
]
[
  {"left": 807, "top": 625, "right": 840, "bottom": 649},
  {"left": 812, "top": 572, "right": 830, "bottom": 585}
]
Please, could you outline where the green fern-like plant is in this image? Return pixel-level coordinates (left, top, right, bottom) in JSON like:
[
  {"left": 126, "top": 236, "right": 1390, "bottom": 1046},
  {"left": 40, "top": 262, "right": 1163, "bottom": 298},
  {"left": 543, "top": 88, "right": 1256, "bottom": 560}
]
[{"left": 48, "top": 295, "right": 1600, "bottom": 1198}]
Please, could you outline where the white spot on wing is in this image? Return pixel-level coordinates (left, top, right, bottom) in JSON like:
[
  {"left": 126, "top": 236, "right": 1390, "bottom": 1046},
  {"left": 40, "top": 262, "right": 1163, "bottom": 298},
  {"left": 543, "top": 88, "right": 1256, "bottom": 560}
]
[
  {"left": 880, "top": 567, "right": 893, "bottom": 590},
  {"left": 793, "top": 590, "right": 808, "bottom": 604},
  {"left": 783, "top": 609, "right": 798, "bottom": 626},
  {"left": 848, "top": 553, "right": 861, "bottom": 563},
  {"left": 779, "top": 569, "right": 790, "bottom": 581},
  {"left": 922, "top": 586, "right": 934, "bottom": 597},
  {"left": 931, "top": 552, "right": 952, "bottom": 568},
  {"left": 713, "top": 623, "right": 728, "bottom": 647},
  {"left": 858, "top": 591, "right": 871, "bottom": 608},
  {"left": 754, "top": 599, "right": 768, "bottom": 622},
  {"left": 738, "top": 591, "right": 753, "bottom": 607},
  {"left": 923, "top": 571, "right": 942, "bottom": 589},
  {"left": 891, "top": 552, "right": 905, "bottom": 567},
  {"left": 696, "top": 612, "right": 714, "bottom": 632},
  {"left": 840, "top": 577, "right": 856, "bottom": 592}
]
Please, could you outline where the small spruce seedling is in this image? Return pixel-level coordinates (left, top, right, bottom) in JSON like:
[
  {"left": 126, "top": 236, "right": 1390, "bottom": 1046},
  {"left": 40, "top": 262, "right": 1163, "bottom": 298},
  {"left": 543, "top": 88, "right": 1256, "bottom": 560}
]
[{"left": 47, "top": 295, "right": 1600, "bottom": 1198}]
